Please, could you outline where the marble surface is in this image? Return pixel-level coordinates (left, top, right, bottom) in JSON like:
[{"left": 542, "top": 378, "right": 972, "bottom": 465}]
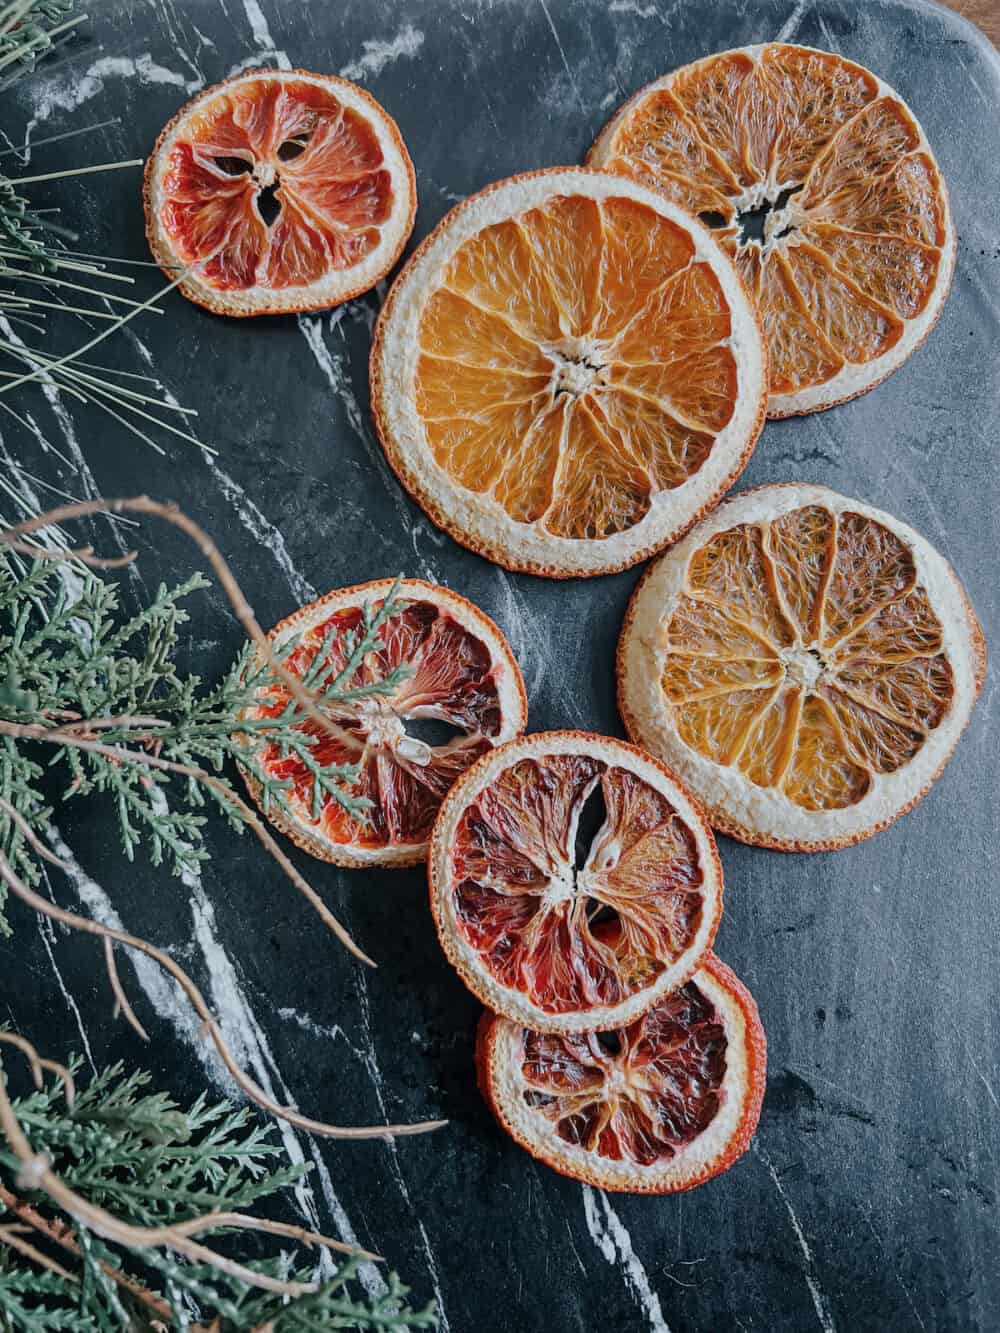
[{"left": 1, "top": 1, "right": 998, "bottom": 1330}]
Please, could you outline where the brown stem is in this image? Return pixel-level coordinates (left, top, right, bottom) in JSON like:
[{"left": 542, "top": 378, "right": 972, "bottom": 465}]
[
  {"left": 1, "top": 535, "right": 137, "bottom": 570},
  {"left": 0, "top": 1030, "right": 75, "bottom": 1106},
  {"left": 0, "top": 1221, "right": 78, "bottom": 1282},
  {"left": 0, "top": 722, "right": 373, "bottom": 967},
  {"left": 0, "top": 837, "right": 445, "bottom": 1142},
  {"left": 103, "top": 939, "right": 150, "bottom": 1043},
  {"left": 0, "top": 496, "right": 353, "bottom": 756}
]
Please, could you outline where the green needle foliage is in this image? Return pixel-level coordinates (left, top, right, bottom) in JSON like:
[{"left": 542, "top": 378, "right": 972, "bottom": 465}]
[
  {"left": 0, "top": 1057, "right": 438, "bottom": 1330},
  {"left": 0, "top": 548, "right": 408, "bottom": 932}
]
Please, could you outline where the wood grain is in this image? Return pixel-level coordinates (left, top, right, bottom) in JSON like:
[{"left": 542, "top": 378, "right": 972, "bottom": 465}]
[{"left": 944, "top": 0, "right": 999, "bottom": 46}]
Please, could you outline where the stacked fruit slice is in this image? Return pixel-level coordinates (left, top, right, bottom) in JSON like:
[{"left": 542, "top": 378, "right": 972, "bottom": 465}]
[
  {"left": 588, "top": 42, "right": 955, "bottom": 417},
  {"left": 429, "top": 731, "right": 766, "bottom": 1193}
]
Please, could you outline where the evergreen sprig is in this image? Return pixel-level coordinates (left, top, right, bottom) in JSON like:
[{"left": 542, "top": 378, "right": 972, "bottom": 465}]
[
  {"left": 0, "top": 1057, "right": 438, "bottom": 1330},
  {"left": 0, "top": 550, "right": 409, "bottom": 933}
]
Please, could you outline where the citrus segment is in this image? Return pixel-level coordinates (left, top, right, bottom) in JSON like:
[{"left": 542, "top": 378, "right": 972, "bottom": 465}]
[
  {"left": 430, "top": 732, "right": 722, "bottom": 1032},
  {"left": 782, "top": 243, "right": 903, "bottom": 364},
  {"left": 798, "top": 225, "right": 939, "bottom": 320},
  {"left": 618, "top": 485, "right": 985, "bottom": 850},
  {"left": 759, "top": 254, "right": 844, "bottom": 394},
  {"left": 476, "top": 953, "right": 766, "bottom": 1193},
  {"left": 372, "top": 169, "right": 766, "bottom": 577},
  {"left": 238, "top": 580, "right": 526, "bottom": 868},
  {"left": 589, "top": 44, "right": 955, "bottom": 415},
  {"left": 144, "top": 70, "right": 416, "bottom": 316}
]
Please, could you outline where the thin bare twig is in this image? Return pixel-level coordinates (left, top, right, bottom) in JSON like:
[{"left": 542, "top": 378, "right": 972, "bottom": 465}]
[
  {"left": 0, "top": 1182, "right": 174, "bottom": 1322},
  {"left": 1, "top": 496, "right": 361, "bottom": 752},
  {"left": 0, "top": 1221, "right": 78, "bottom": 1282},
  {"left": 0, "top": 721, "right": 373, "bottom": 967},
  {"left": 0, "top": 1031, "right": 75, "bottom": 1107},
  {"left": 0, "top": 838, "right": 445, "bottom": 1142},
  {"left": 103, "top": 938, "right": 149, "bottom": 1043}
]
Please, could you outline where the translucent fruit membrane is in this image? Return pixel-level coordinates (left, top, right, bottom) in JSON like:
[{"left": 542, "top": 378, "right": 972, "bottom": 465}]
[
  {"left": 160, "top": 78, "right": 393, "bottom": 290},
  {"left": 415, "top": 193, "right": 739, "bottom": 540},
  {"left": 662, "top": 504, "right": 954, "bottom": 810},
  {"left": 451, "top": 754, "right": 707, "bottom": 1014},
  {"left": 517, "top": 978, "right": 726, "bottom": 1166},
  {"left": 601, "top": 44, "right": 948, "bottom": 395},
  {"left": 256, "top": 599, "right": 506, "bottom": 848}
]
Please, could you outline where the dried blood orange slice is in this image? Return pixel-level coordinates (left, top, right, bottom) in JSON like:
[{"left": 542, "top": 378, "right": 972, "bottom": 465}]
[
  {"left": 144, "top": 70, "right": 416, "bottom": 316},
  {"left": 588, "top": 44, "right": 955, "bottom": 416},
  {"left": 429, "top": 731, "right": 722, "bottom": 1031},
  {"left": 477, "top": 953, "right": 765, "bottom": 1193},
  {"left": 371, "top": 168, "right": 766, "bottom": 577},
  {"left": 239, "top": 579, "right": 527, "bottom": 867},
  {"left": 618, "top": 484, "right": 985, "bottom": 851}
]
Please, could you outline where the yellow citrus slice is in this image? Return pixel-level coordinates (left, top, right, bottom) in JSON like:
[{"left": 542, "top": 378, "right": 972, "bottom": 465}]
[
  {"left": 371, "top": 168, "right": 767, "bottom": 577},
  {"left": 618, "top": 485, "right": 985, "bottom": 850},
  {"left": 429, "top": 730, "right": 723, "bottom": 1032},
  {"left": 588, "top": 44, "right": 955, "bottom": 416},
  {"left": 144, "top": 70, "right": 416, "bottom": 316},
  {"left": 477, "top": 953, "right": 765, "bottom": 1193},
  {"left": 238, "top": 579, "right": 526, "bottom": 867}
]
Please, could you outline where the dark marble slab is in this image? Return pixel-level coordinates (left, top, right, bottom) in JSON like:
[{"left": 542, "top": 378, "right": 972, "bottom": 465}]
[{"left": 1, "top": 0, "right": 998, "bottom": 1329}]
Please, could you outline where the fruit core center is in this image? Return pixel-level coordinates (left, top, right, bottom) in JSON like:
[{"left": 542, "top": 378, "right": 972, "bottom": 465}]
[
  {"left": 782, "top": 646, "right": 827, "bottom": 690},
  {"left": 550, "top": 342, "right": 609, "bottom": 398},
  {"left": 542, "top": 864, "right": 579, "bottom": 908},
  {"left": 356, "top": 703, "right": 432, "bottom": 766},
  {"left": 733, "top": 183, "right": 804, "bottom": 249}
]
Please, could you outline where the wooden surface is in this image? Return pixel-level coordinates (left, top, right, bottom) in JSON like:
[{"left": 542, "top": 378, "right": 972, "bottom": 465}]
[{"left": 946, "top": 0, "right": 999, "bottom": 44}]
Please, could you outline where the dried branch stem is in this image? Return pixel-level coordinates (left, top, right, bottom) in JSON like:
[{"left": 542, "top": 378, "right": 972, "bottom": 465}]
[{"left": 0, "top": 834, "right": 444, "bottom": 1142}]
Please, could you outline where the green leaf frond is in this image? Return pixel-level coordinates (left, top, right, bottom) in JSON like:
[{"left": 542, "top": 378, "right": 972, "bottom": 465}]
[
  {"left": 0, "top": 555, "right": 410, "bottom": 930},
  {"left": 0, "top": 1058, "right": 437, "bottom": 1330}
]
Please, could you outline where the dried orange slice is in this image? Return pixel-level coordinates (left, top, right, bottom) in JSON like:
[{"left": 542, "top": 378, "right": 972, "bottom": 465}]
[
  {"left": 144, "top": 70, "right": 416, "bottom": 316},
  {"left": 429, "top": 731, "right": 722, "bottom": 1031},
  {"left": 371, "top": 168, "right": 766, "bottom": 577},
  {"left": 238, "top": 579, "right": 527, "bottom": 867},
  {"left": 618, "top": 485, "right": 985, "bottom": 850},
  {"left": 476, "top": 953, "right": 765, "bottom": 1193},
  {"left": 589, "top": 44, "right": 955, "bottom": 416}
]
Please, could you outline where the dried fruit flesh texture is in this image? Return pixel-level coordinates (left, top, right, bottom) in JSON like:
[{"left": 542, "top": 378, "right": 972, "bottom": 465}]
[
  {"left": 600, "top": 45, "right": 947, "bottom": 397},
  {"left": 451, "top": 754, "right": 706, "bottom": 1015},
  {"left": 517, "top": 979, "right": 725, "bottom": 1165},
  {"left": 160, "top": 79, "right": 393, "bottom": 290},
  {"left": 416, "top": 193, "right": 738, "bottom": 540},
  {"left": 254, "top": 599, "right": 505, "bottom": 848},
  {"left": 661, "top": 505, "right": 955, "bottom": 811}
]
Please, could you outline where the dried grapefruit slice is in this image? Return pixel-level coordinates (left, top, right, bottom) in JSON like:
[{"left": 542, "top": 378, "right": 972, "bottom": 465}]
[
  {"left": 429, "top": 731, "right": 722, "bottom": 1031},
  {"left": 144, "top": 70, "right": 416, "bottom": 316},
  {"left": 618, "top": 485, "right": 985, "bottom": 850},
  {"left": 477, "top": 953, "right": 765, "bottom": 1193},
  {"left": 371, "top": 168, "right": 766, "bottom": 577},
  {"left": 238, "top": 579, "right": 527, "bottom": 867},
  {"left": 588, "top": 44, "right": 955, "bottom": 416}
]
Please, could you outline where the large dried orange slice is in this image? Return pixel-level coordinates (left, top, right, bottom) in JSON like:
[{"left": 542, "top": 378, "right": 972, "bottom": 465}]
[
  {"left": 144, "top": 70, "right": 416, "bottom": 316},
  {"left": 429, "top": 731, "right": 722, "bottom": 1031},
  {"left": 476, "top": 953, "right": 765, "bottom": 1193},
  {"left": 371, "top": 168, "right": 766, "bottom": 576},
  {"left": 589, "top": 44, "right": 955, "bottom": 416},
  {"left": 618, "top": 485, "right": 985, "bottom": 850},
  {"left": 238, "top": 579, "right": 527, "bottom": 867}
]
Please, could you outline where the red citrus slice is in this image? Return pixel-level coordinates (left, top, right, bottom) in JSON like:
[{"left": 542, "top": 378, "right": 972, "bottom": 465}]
[
  {"left": 429, "top": 730, "right": 722, "bottom": 1032},
  {"left": 477, "top": 953, "right": 765, "bottom": 1193},
  {"left": 238, "top": 579, "right": 527, "bottom": 867},
  {"left": 144, "top": 70, "right": 416, "bottom": 316}
]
